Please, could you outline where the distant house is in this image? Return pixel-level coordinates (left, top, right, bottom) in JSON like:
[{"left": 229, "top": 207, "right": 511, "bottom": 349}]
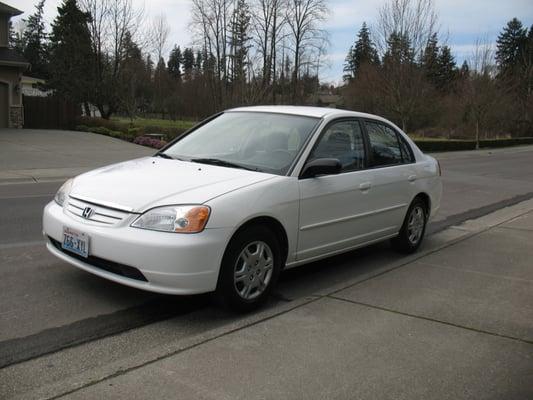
[
  {"left": 0, "top": 2, "right": 29, "bottom": 128},
  {"left": 21, "top": 75, "right": 51, "bottom": 97},
  {"left": 307, "top": 91, "right": 342, "bottom": 108}
]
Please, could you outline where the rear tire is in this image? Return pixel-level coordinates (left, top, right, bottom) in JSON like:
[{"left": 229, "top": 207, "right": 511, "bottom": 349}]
[
  {"left": 391, "top": 198, "right": 427, "bottom": 254},
  {"left": 215, "top": 225, "right": 281, "bottom": 312}
]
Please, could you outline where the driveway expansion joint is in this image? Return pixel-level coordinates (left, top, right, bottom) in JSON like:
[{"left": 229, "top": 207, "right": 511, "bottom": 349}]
[{"left": 325, "top": 295, "right": 533, "bottom": 346}]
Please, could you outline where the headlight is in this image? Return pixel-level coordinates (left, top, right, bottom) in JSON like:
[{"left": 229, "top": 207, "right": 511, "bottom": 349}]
[
  {"left": 131, "top": 205, "right": 211, "bottom": 233},
  {"left": 54, "top": 179, "right": 73, "bottom": 206}
]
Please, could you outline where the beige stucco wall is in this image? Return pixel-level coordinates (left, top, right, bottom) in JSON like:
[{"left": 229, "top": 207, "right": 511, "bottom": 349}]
[{"left": 0, "top": 66, "right": 24, "bottom": 128}]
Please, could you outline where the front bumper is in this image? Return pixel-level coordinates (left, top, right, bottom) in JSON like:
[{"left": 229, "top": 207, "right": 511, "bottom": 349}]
[{"left": 43, "top": 201, "right": 231, "bottom": 295}]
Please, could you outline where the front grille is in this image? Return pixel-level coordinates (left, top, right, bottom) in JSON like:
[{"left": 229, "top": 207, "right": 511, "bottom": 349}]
[
  {"left": 49, "top": 237, "right": 148, "bottom": 282},
  {"left": 66, "top": 197, "right": 131, "bottom": 226}
]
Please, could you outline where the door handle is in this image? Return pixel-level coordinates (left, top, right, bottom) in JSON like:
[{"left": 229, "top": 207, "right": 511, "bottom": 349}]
[
  {"left": 408, "top": 175, "right": 417, "bottom": 182},
  {"left": 359, "top": 182, "right": 372, "bottom": 191}
]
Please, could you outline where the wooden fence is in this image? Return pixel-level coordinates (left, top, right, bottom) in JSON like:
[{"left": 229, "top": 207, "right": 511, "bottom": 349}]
[{"left": 23, "top": 96, "right": 80, "bottom": 129}]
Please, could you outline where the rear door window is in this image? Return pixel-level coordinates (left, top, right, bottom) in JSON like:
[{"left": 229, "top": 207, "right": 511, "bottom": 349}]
[{"left": 365, "top": 121, "right": 403, "bottom": 167}]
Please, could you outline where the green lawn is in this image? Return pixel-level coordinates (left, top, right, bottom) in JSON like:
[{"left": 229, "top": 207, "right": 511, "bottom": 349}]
[{"left": 112, "top": 117, "right": 196, "bottom": 130}]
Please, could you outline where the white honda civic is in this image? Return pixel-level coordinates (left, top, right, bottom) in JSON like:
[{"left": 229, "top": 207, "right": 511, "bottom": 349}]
[{"left": 43, "top": 106, "right": 442, "bottom": 310}]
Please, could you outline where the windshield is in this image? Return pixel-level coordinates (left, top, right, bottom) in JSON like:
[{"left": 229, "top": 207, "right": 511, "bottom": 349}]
[{"left": 162, "top": 112, "right": 320, "bottom": 175}]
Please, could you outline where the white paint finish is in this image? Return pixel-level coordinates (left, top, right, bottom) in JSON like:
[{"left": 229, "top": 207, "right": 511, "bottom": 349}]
[
  {"left": 297, "top": 169, "right": 395, "bottom": 260},
  {"left": 42, "top": 106, "right": 442, "bottom": 295},
  {"left": 69, "top": 157, "right": 275, "bottom": 212}
]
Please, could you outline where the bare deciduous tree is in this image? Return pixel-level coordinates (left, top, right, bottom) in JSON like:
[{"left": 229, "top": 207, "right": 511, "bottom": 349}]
[
  {"left": 149, "top": 14, "right": 171, "bottom": 62},
  {"left": 80, "top": 0, "right": 145, "bottom": 118},
  {"left": 375, "top": 0, "right": 438, "bottom": 58},
  {"left": 251, "top": 0, "right": 287, "bottom": 99},
  {"left": 285, "top": 0, "right": 328, "bottom": 102},
  {"left": 191, "top": 0, "right": 235, "bottom": 107},
  {"left": 462, "top": 38, "right": 501, "bottom": 148}
]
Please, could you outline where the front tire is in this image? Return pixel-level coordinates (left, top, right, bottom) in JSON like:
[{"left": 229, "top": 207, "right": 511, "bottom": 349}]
[
  {"left": 391, "top": 198, "right": 428, "bottom": 254},
  {"left": 215, "top": 225, "right": 281, "bottom": 312}
]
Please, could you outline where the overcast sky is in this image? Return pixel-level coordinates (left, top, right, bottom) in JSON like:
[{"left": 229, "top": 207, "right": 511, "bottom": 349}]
[{"left": 11, "top": 0, "right": 533, "bottom": 84}]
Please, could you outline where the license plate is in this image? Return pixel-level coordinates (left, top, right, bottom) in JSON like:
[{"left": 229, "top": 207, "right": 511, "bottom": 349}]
[{"left": 62, "top": 227, "right": 89, "bottom": 258}]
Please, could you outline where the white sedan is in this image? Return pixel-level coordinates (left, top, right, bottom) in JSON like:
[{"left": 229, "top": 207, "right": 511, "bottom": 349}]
[{"left": 43, "top": 106, "right": 442, "bottom": 310}]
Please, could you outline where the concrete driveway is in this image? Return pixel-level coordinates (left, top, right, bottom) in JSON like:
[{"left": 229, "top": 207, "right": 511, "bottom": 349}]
[
  {"left": 0, "top": 129, "right": 152, "bottom": 182},
  {"left": 1, "top": 130, "right": 532, "bottom": 399}
]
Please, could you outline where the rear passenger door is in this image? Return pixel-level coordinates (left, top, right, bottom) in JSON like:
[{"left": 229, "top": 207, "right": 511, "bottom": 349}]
[{"left": 362, "top": 120, "right": 417, "bottom": 232}]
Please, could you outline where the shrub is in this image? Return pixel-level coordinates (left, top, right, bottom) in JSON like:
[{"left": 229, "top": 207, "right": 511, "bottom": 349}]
[
  {"left": 133, "top": 136, "right": 167, "bottom": 149},
  {"left": 75, "top": 125, "right": 89, "bottom": 132},
  {"left": 142, "top": 125, "right": 187, "bottom": 140},
  {"left": 76, "top": 116, "right": 129, "bottom": 133},
  {"left": 128, "top": 127, "right": 143, "bottom": 136},
  {"left": 90, "top": 126, "right": 111, "bottom": 135},
  {"left": 414, "top": 137, "right": 533, "bottom": 152},
  {"left": 108, "top": 130, "right": 124, "bottom": 139},
  {"left": 75, "top": 116, "right": 189, "bottom": 140}
]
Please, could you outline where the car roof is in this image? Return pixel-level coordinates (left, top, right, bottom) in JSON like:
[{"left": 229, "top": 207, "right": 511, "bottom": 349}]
[{"left": 227, "top": 105, "right": 386, "bottom": 121}]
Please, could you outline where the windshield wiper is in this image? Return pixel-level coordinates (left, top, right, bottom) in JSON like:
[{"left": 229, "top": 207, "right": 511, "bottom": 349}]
[
  {"left": 190, "top": 158, "right": 259, "bottom": 171},
  {"left": 155, "top": 152, "right": 174, "bottom": 159},
  {"left": 155, "top": 153, "right": 190, "bottom": 161}
]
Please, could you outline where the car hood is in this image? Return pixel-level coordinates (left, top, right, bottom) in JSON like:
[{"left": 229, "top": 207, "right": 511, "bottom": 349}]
[{"left": 69, "top": 157, "right": 275, "bottom": 212}]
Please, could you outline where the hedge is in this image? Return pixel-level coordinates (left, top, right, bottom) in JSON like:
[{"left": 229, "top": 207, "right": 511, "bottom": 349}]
[
  {"left": 414, "top": 137, "right": 533, "bottom": 152},
  {"left": 75, "top": 117, "right": 188, "bottom": 141}
]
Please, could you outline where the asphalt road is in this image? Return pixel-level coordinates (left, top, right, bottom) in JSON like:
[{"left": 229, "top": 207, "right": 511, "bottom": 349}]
[{"left": 1, "top": 146, "right": 533, "bottom": 371}]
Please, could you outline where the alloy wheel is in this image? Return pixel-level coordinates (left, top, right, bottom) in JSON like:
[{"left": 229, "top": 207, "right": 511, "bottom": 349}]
[{"left": 233, "top": 241, "right": 274, "bottom": 300}]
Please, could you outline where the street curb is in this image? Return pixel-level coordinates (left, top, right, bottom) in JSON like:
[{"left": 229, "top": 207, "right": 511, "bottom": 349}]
[
  {"left": 0, "top": 177, "right": 70, "bottom": 185},
  {"left": 13, "top": 197, "right": 533, "bottom": 400}
]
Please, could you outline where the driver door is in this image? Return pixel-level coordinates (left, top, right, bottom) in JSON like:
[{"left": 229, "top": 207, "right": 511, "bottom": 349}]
[{"left": 297, "top": 119, "right": 383, "bottom": 261}]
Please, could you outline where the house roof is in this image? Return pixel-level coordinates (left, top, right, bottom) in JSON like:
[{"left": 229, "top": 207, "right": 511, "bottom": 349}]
[
  {"left": 22, "top": 75, "right": 45, "bottom": 84},
  {"left": 0, "top": 1, "right": 23, "bottom": 16},
  {"left": 0, "top": 48, "right": 29, "bottom": 68}
]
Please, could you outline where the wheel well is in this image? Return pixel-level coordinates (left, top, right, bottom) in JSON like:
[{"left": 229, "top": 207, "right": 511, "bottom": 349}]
[
  {"left": 414, "top": 192, "right": 431, "bottom": 215},
  {"left": 232, "top": 217, "right": 289, "bottom": 265}
]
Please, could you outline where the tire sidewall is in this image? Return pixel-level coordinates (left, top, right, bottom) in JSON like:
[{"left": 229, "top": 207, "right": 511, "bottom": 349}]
[
  {"left": 216, "top": 225, "right": 282, "bottom": 311},
  {"left": 395, "top": 198, "right": 428, "bottom": 253}
]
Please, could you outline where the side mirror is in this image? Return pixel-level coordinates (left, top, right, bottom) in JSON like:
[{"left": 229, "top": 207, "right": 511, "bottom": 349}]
[{"left": 300, "top": 158, "right": 342, "bottom": 179}]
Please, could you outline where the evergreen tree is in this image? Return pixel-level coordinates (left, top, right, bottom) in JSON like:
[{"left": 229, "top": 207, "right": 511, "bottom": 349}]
[
  {"left": 496, "top": 18, "right": 527, "bottom": 76},
  {"left": 182, "top": 47, "right": 195, "bottom": 78},
  {"left": 343, "top": 22, "right": 379, "bottom": 81},
  {"left": 168, "top": 45, "right": 183, "bottom": 80},
  {"left": 9, "top": 21, "right": 27, "bottom": 55},
  {"left": 422, "top": 33, "right": 440, "bottom": 85},
  {"left": 229, "top": 0, "right": 251, "bottom": 85},
  {"left": 195, "top": 50, "right": 203, "bottom": 73},
  {"left": 22, "top": 0, "right": 49, "bottom": 78},
  {"left": 435, "top": 45, "right": 457, "bottom": 92},
  {"left": 48, "top": 0, "right": 93, "bottom": 103},
  {"left": 146, "top": 54, "right": 154, "bottom": 78},
  {"left": 496, "top": 19, "right": 533, "bottom": 123},
  {"left": 460, "top": 60, "right": 470, "bottom": 77},
  {"left": 118, "top": 31, "right": 150, "bottom": 119},
  {"left": 153, "top": 57, "right": 171, "bottom": 116},
  {"left": 383, "top": 32, "right": 414, "bottom": 66}
]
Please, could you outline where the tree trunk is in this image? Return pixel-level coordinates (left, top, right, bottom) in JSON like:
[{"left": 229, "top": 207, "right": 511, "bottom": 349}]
[{"left": 475, "top": 120, "right": 480, "bottom": 149}]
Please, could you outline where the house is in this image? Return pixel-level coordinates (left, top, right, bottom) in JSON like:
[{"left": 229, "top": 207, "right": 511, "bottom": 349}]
[
  {"left": 307, "top": 91, "right": 342, "bottom": 108},
  {"left": 21, "top": 75, "right": 50, "bottom": 97},
  {"left": 0, "top": 2, "right": 29, "bottom": 128}
]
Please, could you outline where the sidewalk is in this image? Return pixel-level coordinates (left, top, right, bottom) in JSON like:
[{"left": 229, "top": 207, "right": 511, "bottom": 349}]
[{"left": 31, "top": 200, "right": 533, "bottom": 400}]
